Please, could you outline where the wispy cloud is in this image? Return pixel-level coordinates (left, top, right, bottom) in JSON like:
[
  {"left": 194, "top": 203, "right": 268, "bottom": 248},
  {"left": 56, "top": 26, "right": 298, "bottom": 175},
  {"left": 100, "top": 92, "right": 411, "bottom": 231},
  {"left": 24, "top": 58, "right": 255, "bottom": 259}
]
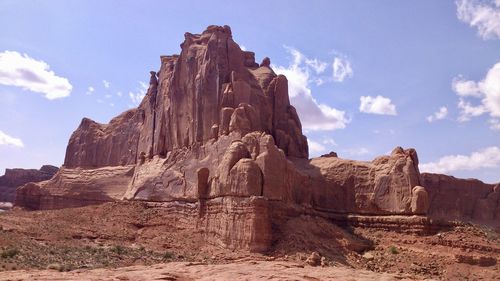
[
  {"left": 129, "top": 81, "right": 148, "bottom": 105},
  {"left": 0, "top": 130, "right": 24, "bottom": 147},
  {"left": 103, "top": 80, "right": 111, "bottom": 89},
  {"left": 427, "top": 106, "right": 448, "bottom": 122},
  {"left": 343, "top": 147, "right": 370, "bottom": 157},
  {"left": 489, "top": 118, "right": 500, "bottom": 130},
  {"left": 308, "top": 139, "right": 327, "bottom": 154},
  {"left": 421, "top": 146, "right": 500, "bottom": 174},
  {"left": 332, "top": 57, "right": 353, "bottom": 82},
  {"left": 305, "top": 58, "right": 328, "bottom": 74},
  {"left": 0, "top": 50, "right": 72, "bottom": 99},
  {"left": 456, "top": 0, "right": 500, "bottom": 40},
  {"left": 273, "top": 47, "right": 349, "bottom": 131},
  {"left": 359, "top": 95, "right": 397, "bottom": 115},
  {"left": 322, "top": 137, "right": 337, "bottom": 146},
  {"left": 85, "top": 86, "right": 95, "bottom": 95}
]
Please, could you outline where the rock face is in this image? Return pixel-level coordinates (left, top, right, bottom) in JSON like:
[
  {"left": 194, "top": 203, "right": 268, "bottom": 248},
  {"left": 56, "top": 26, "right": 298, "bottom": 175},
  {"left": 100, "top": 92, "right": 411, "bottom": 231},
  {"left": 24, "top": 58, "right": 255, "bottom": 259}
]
[
  {"left": 0, "top": 165, "right": 58, "bottom": 205},
  {"left": 421, "top": 173, "right": 499, "bottom": 222},
  {"left": 64, "top": 25, "right": 308, "bottom": 169},
  {"left": 15, "top": 26, "right": 499, "bottom": 252},
  {"left": 16, "top": 166, "right": 134, "bottom": 210}
]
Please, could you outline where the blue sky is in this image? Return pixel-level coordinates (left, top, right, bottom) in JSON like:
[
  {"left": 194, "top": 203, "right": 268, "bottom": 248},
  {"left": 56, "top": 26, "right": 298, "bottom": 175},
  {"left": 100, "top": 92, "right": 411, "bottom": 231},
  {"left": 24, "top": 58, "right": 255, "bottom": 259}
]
[{"left": 0, "top": 0, "right": 499, "bottom": 183}]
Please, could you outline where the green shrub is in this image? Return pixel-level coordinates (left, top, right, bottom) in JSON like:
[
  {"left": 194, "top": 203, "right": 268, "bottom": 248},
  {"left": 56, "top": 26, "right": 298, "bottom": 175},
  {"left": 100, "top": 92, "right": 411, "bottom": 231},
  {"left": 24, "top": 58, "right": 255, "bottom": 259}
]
[
  {"left": 388, "top": 245, "right": 398, "bottom": 254},
  {"left": 163, "top": 251, "right": 175, "bottom": 260},
  {"left": 111, "top": 245, "right": 126, "bottom": 255},
  {"left": 1, "top": 248, "right": 19, "bottom": 259}
]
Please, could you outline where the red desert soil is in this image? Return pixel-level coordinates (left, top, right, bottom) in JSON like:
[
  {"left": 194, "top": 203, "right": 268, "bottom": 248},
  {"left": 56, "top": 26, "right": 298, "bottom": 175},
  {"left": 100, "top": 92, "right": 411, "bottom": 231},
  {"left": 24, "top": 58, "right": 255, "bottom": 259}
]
[{"left": 0, "top": 202, "right": 498, "bottom": 280}]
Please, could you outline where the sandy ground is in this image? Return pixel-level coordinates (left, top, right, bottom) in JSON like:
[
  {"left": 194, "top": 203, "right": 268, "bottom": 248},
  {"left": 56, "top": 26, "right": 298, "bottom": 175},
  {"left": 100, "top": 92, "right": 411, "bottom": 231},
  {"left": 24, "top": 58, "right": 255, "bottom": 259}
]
[{"left": 0, "top": 260, "right": 418, "bottom": 281}]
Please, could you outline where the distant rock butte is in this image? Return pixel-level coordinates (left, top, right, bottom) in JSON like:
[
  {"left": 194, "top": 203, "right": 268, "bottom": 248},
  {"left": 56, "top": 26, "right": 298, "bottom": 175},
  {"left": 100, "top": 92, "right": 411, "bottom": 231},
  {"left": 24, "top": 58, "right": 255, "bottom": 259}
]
[
  {"left": 15, "top": 26, "right": 499, "bottom": 252},
  {"left": 0, "top": 165, "right": 58, "bottom": 207}
]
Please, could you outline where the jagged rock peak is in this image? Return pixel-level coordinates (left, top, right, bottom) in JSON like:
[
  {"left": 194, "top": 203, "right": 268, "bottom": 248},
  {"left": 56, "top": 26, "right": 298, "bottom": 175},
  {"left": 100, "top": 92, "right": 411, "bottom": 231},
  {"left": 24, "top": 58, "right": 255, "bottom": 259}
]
[{"left": 64, "top": 25, "right": 308, "bottom": 169}]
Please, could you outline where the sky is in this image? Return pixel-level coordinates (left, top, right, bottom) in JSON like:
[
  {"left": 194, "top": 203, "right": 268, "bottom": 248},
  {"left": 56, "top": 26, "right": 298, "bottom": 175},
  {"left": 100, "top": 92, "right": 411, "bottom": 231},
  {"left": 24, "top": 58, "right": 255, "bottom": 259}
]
[{"left": 0, "top": 0, "right": 499, "bottom": 183}]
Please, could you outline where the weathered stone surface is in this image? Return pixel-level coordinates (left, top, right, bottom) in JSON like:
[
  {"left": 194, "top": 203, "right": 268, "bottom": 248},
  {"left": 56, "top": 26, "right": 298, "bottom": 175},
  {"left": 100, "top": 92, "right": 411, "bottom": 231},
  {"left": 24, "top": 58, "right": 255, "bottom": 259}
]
[
  {"left": 0, "top": 165, "right": 58, "bottom": 204},
  {"left": 421, "top": 173, "right": 499, "bottom": 222},
  {"left": 64, "top": 110, "right": 142, "bottom": 168},
  {"left": 291, "top": 147, "right": 421, "bottom": 215},
  {"left": 16, "top": 166, "right": 133, "bottom": 210},
  {"left": 411, "top": 186, "right": 429, "bottom": 215}
]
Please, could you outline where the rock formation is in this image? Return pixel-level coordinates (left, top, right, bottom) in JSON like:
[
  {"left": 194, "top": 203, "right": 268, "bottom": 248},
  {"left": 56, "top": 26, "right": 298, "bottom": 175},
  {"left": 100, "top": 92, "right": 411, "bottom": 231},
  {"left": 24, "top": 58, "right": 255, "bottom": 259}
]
[
  {"left": 15, "top": 26, "right": 499, "bottom": 253},
  {"left": 0, "top": 165, "right": 58, "bottom": 208},
  {"left": 421, "top": 173, "right": 499, "bottom": 222}
]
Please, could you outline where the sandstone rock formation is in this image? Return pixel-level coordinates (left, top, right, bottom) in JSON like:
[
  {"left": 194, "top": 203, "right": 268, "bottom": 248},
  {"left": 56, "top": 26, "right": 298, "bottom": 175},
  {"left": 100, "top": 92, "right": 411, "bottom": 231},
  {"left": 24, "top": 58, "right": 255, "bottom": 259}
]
[
  {"left": 15, "top": 26, "right": 499, "bottom": 253},
  {"left": 0, "top": 165, "right": 58, "bottom": 206},
  {"left": 421, "top": 173, "right": 499, "bottom": 222},
  {"left": 64, "top": 25, "right": 308, "bottom": 170}
]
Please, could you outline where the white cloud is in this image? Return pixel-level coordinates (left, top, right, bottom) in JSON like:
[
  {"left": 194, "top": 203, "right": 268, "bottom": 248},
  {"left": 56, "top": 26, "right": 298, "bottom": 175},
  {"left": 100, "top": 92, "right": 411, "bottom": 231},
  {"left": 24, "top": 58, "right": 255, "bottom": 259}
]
[
  {"left": 0, "top": 130, "right": 24, "bottom": 147},
  {"left": 427, "top": 106, "right": 449, "bottom": 122},
  {"left": 85, "top": 86, "right": 94, "bottom": 95},
  {"left": 0, "top": 50, "right": 72, "bottom": 99},
  {"left": 308, "top": 139, "right": 326, "bottom": 154},
  {"left": 332, "top": 57, "right": 353, "bottom": 82},
  {"left": 457, "top": 98, "right": 487, "bottom": 121},
  {"left": 103, "top": 80, "right": 111, "bottom": 89},
  {"left": 240, "top": 45, "right": 247, "bottom": 51},
  {"left": 359, "top": 95, "right": 397, "bottom": 115},
  {"left": 273, "top": 47, "right": 349, "bottom": 131},
  {"left": 116, "top": 91, "right": 123, "bottom": 97},
  {"left": 421, "top": 146, "right": 500, "bottom": 174},
  {"left": 453, "top": 62, "right": 500, "bottom": 124},
  {"left": 129, "top": 81, "right": 148, "bottom": 105},
  {"left": 456, "top": 0, "right": 500, "bottom": 40},
  {"left": 482, "top": 62, "right": 500, "bottom": 116},
  {"left": 105, "top": 94, "right": 112, "bottom": 99},
  {"left": 452, "top": 77, "right": 482, "bottom": 97}
]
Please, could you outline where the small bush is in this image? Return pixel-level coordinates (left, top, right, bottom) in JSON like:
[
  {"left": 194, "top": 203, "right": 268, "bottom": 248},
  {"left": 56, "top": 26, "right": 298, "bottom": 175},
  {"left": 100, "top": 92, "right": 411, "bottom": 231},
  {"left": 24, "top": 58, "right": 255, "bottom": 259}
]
[
  {"left": 163, "top": 251, "right": 175, "bottom": 260},
  {"left": 1, "top": 248, "right": 19, "bottom": 259},
  {"left": 388, "top": 246, "right": 398, "bottom": 254},
  {"left": 111, "top": 245, "right": 126, "bottom": 255}
]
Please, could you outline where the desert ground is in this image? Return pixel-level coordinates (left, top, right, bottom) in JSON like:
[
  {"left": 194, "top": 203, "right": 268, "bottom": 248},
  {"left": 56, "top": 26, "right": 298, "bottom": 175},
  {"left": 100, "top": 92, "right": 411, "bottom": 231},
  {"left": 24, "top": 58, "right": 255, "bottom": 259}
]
[{"left": 0, "top": 202, "right": 498, "bottom": 280}]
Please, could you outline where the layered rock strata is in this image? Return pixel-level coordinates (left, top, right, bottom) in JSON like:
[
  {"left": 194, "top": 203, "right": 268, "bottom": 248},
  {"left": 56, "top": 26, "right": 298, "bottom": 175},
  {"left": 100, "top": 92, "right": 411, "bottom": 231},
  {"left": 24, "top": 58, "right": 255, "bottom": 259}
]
[
  {"left": 16, "top": 26, "right": 499, "bottom": 252},
  {"left": 0, "top": 165, "right": 58, "bottom": 206}
]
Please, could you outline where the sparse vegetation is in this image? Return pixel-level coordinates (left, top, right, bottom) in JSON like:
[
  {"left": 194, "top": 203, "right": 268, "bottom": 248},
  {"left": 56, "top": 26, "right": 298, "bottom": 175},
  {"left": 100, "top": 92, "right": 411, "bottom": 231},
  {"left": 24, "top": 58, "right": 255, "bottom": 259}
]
[
  {"left": 1, "top": 248, "right": 19, "bottom": 259},
  {"left": 388, "top": 246, "right": 398, "bottom": 254},
  {"left": 111, "top": 245, "right": 126, "bottom": 255},
  {"left": 163, "top": 251, "right": 175, "bottom": 261}
]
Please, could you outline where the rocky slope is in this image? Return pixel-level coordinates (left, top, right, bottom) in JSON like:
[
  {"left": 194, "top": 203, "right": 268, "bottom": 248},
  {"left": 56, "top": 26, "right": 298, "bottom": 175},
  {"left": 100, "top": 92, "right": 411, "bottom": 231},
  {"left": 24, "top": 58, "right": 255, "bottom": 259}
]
[
  {"left": 15, "top": 25, "right": 499, "bottom": 254},
  {"left": 0, "top": 165, "right": 58, "bottom": 209}
]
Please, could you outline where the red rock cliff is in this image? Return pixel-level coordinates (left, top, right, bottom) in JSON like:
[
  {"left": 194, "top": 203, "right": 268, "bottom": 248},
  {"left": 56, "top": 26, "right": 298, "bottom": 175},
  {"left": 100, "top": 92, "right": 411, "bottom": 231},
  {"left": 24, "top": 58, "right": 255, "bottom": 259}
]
[{"left": 64, "top": 25, "right": 308, "bottom": 169}]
